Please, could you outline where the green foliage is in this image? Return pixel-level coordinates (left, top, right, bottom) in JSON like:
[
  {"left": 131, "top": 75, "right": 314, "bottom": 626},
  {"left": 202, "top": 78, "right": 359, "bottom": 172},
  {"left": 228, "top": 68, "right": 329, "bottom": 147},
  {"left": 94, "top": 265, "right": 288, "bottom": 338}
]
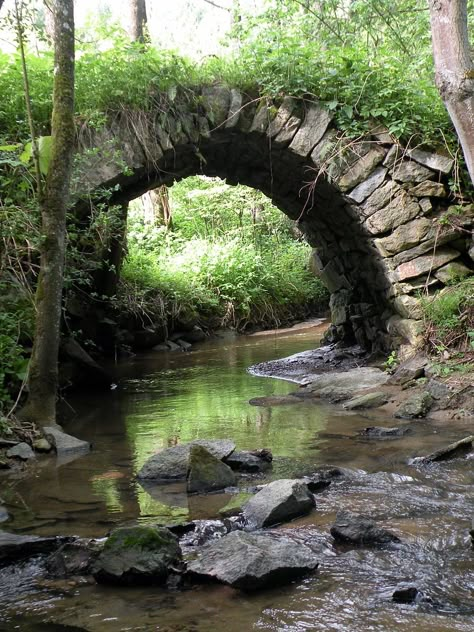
[
  {"left": 422, "top": 277, "right": 474, "bottom": 356},
  {"left": 383, "top": 351, "right": 399, "bottom": 374},
  {"left": 120, "top": 177, "right": 328, "bottom": 331}
]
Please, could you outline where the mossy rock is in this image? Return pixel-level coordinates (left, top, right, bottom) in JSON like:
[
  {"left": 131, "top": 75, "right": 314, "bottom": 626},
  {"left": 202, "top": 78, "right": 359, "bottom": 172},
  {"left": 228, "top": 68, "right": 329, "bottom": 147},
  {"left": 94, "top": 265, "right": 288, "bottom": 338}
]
[
  {"left": 93, "top": 526, "right": 181, "bottom": 585},
  {"left": 187, "top": 444, "right": 236, "bottom": 494},
  {"left": 218, "top": 492, "right": 253, "bottom": 518}
]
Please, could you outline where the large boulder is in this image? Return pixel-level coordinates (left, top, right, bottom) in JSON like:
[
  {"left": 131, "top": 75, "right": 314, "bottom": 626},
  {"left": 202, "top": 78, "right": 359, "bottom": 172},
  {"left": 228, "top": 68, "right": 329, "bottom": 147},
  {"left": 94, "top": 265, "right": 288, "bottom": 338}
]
[
  {"left": 92, "top": 526, "right": 181, "bottom": 585},
  {"left": 330, "top": 510, "right": 401, "bottom": 546},
  {"left": 243, "top": 479, "right": 315, "bottom": 529},
  {"left": 187, "top": 530, "right": 319, "bottom": 591},
  {"left": 187, "top": 445, "right": 236, "bottom": 494},
  {"left": 137, "top": 439, "right": 236, "bottom": 480}
]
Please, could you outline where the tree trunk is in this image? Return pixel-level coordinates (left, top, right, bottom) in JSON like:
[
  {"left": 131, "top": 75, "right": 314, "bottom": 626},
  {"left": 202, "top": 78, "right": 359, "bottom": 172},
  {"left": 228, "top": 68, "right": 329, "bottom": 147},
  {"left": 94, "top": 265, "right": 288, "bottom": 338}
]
[
  {"left": 127, "top": 0, "right": 147, "bottom": 43},
  {"left": 20, "top": 0, "right": 75, "bottom": 426},
  {"left": 428, "top": 0, "right": 474, "bottom": 185}
]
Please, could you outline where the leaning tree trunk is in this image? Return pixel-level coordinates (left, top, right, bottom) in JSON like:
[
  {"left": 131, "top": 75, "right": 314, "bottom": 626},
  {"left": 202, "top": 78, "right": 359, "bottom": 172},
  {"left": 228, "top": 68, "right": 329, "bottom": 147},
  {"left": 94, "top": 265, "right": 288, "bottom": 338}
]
[
  {"left": 428, "top": 0, "right": 474, "bottom": 185},
  {"left": 127, "top": 0, "right": 147, "bottom": 43},
  {"left": 20, "top": 0, "right": 75, "bottom": 426}
]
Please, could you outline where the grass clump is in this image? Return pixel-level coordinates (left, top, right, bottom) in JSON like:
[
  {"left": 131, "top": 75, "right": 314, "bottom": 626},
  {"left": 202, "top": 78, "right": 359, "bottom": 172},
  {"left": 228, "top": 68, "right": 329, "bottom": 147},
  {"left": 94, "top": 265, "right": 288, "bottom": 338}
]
[{"left": 422, "top": 277, "right": 474, "bottom": 372}]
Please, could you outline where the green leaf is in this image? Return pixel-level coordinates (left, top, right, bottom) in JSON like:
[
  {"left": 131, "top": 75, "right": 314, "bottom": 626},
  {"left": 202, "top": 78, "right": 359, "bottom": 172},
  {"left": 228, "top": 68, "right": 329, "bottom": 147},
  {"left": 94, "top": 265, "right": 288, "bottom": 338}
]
[
  {"left": 0, "top": 143, "right": 22, "bottom": 151},
  {"left": 18, "top": 136, "right": 52, "bottom": 175}
]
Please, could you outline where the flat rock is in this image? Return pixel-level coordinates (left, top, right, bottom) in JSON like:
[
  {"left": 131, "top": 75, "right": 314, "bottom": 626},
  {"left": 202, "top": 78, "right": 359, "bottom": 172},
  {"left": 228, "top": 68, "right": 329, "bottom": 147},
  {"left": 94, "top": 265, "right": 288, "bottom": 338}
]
[
  {"left": 409, "top": 181, "right": 447, "bottom": 197},
  {"left": 395, "top": 248, "right": 460, "bottom": 281},
  {"left": 6, "top": 442, "right": 35, "bottom": 460},
  {"left": 0, "top": 531, "right": 69, "bottom": 565},
  {"left": 407, "top": 148, "right": 454, "bottom": 174},
  {"left": 187, "top": 530, "right": 319, "bottom": 591},
  {"left": 411, "top": 435, "right": 474, "bottom": 464},
  {"left": 394, "top": 392, "right": 433, "bottom": 419},
  {"left": 389, "top": 354, "right": 428, "bottom": 385},
  {"left": 243, "top": 479, "right": 315, "bottom": 529},
  {"left": 137, "top": 439, "right": 236, "bottom": 480},
  {"left": 390, "top": 159, "right": 434, "bottom": 183},
  {"left": 187, "top": 445, "right": 236, "bottom": 494},
  {"left": 347, "top": 166, "right": 387, "bottom": 203},
  {"left": 43, "top": 427, "right": 91, "bottom": 458},
  {"left": 317, "top": 386, "right": 353, "bottom": 403},
  {"left": 330, "top": 510, "right": 401, "bottom": 546},
  {"left": 224, "top": 450, "right": 272, "bottom": 473},
  {"left": 93, "top": 526, "right": 181, "bottom": 585},
  {"left": 343, "top": 391, "right": 388, "bottom": 410},
  {"left": 305, "top": 367, "right": 389, "bottom": 394}
]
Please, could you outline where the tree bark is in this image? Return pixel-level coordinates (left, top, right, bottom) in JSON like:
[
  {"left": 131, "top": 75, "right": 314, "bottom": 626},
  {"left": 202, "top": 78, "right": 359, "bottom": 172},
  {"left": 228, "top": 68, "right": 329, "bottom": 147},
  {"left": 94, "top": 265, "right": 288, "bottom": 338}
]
[
  {"left": 20, "top": 0, "right": 75, "bottom": 426},
  {"left": 127, "top": 0, "right": 148, "bottom": 43},
  {"left": 428, "top": 0, "right": 474, "bottom": 184}
]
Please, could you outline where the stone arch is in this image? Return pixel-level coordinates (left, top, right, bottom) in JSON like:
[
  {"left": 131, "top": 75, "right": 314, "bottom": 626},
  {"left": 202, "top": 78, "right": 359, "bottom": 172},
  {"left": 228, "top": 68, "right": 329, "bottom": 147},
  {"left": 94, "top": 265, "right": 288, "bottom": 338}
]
[{"left": 76, "top": 86, "right": 474, "bottom": 353}]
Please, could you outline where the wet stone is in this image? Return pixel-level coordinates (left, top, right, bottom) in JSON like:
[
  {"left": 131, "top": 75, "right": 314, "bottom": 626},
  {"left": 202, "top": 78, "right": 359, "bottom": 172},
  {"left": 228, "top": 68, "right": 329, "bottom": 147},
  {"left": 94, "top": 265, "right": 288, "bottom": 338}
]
[
  {"left": 392, "top": 585, "right": 420, "bottom": 603},
  {"left": 224, "top": 450, "right": 272, "bottom": 473},
  {"left": 92, "top": 526, "right": 181, "bottom": 586},
  {"left": 186, "top": 530, "right": 319, "bottom": 591},
  {"left": 137, "top": 439, "right": 236, "bottom": 480},
  {"left": 186, "top": 444, "right": 236, "bottom": 494},
  {"left": 394, "top": 392, "right": 433, "bottom": 419},
  {"left": 43, "top": 427, "right": 91, "bottom": 458},
  {"left": 243, "top": 479, "right": 315, "bottom": 529},
  {"left": 359, "top": 426, "right": 408, "bottom": 439},
  {"left": 0, "top": 531, "right": 70, "bottom": 565},
  {"left": 330, "top": 510, "right": 401, "bottom": 546},
  {"left": 342, "top": 391, "right": 388, "bottom": 410},
  {"left": 411, "top": 435, "right": 474, "bottom": 464},
  {"left": 6, "top": 442, "right": 35, "bottom": 460}
]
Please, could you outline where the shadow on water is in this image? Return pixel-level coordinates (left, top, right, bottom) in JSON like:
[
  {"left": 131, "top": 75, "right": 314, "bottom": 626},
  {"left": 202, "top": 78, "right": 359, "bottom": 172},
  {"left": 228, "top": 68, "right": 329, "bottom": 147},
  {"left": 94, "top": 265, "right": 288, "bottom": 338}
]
[{"left": 1, "top": 322, "right": 474, "bottom": 631}]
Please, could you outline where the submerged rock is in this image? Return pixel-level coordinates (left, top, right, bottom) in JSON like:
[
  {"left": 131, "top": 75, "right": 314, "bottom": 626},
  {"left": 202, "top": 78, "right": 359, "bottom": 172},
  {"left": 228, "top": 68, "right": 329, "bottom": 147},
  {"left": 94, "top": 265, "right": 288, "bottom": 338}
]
[
  {"left": 394, "top": 392, "right": 433, "bottom": 419},
  {"left": 224, "top": 449, "right": 273, "bottom": 473},
  {"left": 0, "top": 531, "right": 70, "bottom": 565},
  {"left": 6, "top": 442, "right": 35, "bottom": 460},
  {"left": 411, "top": 435, "right": 474, "bottom": 464},
  {"left": 218, "top": 493, "right": 253, "bottom": 518},
  {"left": 392, "top": 585, "right": 419, "bottom": 603},
  {"left": 330, "top": 510, "right": 401, "bottom": 546},
  {"left": 137, "top": 439, "right": 236, "bottom": 480},
  {"left": 359, "top": 426, "right": 408, "bottom": 439},
  {"left": 92, "top": 526, "right": 181, "bottom": 586},
  {"left": 243, "top": 479, "right": 315, "bottom": 529},
  {"left": 187, "top": 530, "right": 319, "bottom": 590},
  {"left": 187, "top": 445, "right": 236, "bottom": 494},
  {"left": 249, "top": 396, "right": 301, "bottom": 406},
  {"left": 43, "top": 427, "right": 91, "bottom": 458}
]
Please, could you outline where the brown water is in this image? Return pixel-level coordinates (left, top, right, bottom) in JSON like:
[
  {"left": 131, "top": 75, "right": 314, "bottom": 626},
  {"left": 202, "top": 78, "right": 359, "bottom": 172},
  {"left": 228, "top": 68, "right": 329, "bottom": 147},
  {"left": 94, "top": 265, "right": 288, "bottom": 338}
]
[{"left": 1, "top": 324, "right": 474, "bottom": 631}]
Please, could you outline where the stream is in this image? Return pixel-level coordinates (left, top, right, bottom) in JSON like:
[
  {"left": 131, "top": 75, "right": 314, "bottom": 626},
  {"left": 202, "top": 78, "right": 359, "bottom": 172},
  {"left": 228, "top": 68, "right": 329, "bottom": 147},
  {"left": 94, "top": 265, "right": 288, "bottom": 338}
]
[{"left": 1, "top": 321, "right": 474, "bottom": 631}]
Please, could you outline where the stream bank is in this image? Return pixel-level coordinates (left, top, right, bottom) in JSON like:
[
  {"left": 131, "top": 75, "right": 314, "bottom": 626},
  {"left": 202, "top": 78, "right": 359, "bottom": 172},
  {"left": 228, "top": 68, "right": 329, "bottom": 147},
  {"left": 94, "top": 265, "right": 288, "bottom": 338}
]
[{"left": 1, "top": 323, "right": 474, "bottom": 631}]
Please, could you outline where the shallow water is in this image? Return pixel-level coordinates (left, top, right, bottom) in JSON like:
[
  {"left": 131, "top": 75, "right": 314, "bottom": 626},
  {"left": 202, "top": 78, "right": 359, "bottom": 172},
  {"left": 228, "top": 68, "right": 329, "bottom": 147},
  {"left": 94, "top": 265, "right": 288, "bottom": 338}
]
[{"left": 1, "top": 323, "right": 474, "bottom": 631}]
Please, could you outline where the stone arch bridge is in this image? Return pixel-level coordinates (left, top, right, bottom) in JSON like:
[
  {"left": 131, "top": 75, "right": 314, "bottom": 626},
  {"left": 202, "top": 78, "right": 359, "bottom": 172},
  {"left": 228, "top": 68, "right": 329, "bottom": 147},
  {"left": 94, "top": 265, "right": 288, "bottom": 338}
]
[{"left": 77, "top": 86, "right": 474, "bottom": 353}]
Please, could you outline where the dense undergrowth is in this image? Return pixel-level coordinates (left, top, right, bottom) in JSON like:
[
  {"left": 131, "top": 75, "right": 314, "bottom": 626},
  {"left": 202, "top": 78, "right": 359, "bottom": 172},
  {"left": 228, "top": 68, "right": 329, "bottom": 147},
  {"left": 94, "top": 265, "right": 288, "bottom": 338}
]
[
  {"left": 120, "top": 177, "right": 328, "bottom": 333},
  {"left": 422, "top": 277, "right": 474, "bottom": 376}
]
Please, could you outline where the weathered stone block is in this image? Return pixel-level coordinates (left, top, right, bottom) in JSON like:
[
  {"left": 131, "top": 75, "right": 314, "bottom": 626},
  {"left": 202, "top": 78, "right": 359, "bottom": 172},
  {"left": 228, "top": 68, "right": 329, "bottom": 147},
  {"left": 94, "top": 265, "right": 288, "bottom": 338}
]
[
  {"left": 374, "top": 218, "right": 432, "bottom": 256},
  {"left": 310, "top": 128, "right": 338, "bottom": 165},
  {"left": 338, "top": 146, "right": 386, "bottom": 192},
  {"left": 201, "top": 85, "right": 231, "bottom": 127},
  {"left": 289, "top": 103, "right": 332, "bottom": 157},
  {"left": 407, "top": 148, "right": 454, "bottom": 174},
  {"left": 434, "top": 261, "right": 473, "bottom": 284},
  {"left": 395, "top": 248, "right": 460, "bottom": 281},
  {"left": 268, "top": 97, "right": 295, "bottom": 138},
  {"left": 360, "top": 180, "right": 401, "bottom": 217},
  {"left": 365, "top": 192, "right": 421, "bottom": 235},
  {"left": 409, "top": 181, "right": 447, "bottom": 198},
  {"left": 347, "top": 166, "right": 387, "bottom": 203},
  {"left": 383, "top": 144, "right": 403, "bottom": 168},
  {"left": 319, "top": 259, "right": 351, "bottom": 292},
  {"left": 274, "top": 114, "right": 301, "bottom": 145},
  {"left": 387, "top": 316, "right": 424, "bottom": 346},
  {"left": 390, "top": 159, "right": 434, "bottom": 183},
  {"left": 393, "top": 295, "right": 423, "bottom": 320},
  {"left": 250, "top": 102, "right": 275, "bottom": 134},
  {"left": 225, "top": 89, "right": 242, "bottom": 129}
]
